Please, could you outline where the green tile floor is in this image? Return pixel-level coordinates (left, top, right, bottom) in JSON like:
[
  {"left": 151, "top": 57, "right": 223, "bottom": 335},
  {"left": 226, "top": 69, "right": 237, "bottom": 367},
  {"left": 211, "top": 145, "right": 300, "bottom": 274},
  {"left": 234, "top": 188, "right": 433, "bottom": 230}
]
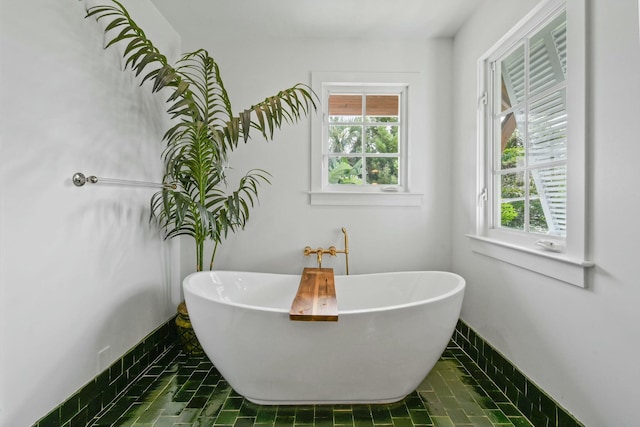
[{"left": 89, "top": 344, "right": 533, "bottom": 427}]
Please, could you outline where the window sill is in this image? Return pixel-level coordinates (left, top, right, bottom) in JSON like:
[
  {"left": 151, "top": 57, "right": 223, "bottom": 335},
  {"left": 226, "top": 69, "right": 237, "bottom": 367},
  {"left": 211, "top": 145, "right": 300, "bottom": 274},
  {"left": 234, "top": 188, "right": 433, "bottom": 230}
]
[
  {"left": 309, "top": 191, "right": 423, "bottom": 207},
  {"left": 466, "top": 234, "right": 594, "bottom": 288}
]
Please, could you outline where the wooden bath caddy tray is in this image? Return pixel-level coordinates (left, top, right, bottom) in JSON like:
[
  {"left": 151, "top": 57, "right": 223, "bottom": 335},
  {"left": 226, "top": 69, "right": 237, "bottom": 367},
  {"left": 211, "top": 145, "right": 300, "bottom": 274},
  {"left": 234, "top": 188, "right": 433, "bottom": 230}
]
[{"left": 289, "top": 267, "right": 338, "bottom": 321}]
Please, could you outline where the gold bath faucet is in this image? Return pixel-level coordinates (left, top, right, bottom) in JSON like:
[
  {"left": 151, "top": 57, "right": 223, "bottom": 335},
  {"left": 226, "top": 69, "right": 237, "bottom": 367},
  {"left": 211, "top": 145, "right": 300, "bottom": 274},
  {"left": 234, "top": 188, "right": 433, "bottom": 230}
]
[{"left": 303, "top": 227, "right": 350, "bottom": 275}]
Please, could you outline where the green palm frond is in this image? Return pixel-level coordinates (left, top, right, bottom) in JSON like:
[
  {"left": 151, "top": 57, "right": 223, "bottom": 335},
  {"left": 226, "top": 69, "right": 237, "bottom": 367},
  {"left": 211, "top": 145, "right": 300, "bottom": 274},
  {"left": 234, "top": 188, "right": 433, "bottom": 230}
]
[{"left": 86, "top": 0, "right": 316, "bottom": 271}]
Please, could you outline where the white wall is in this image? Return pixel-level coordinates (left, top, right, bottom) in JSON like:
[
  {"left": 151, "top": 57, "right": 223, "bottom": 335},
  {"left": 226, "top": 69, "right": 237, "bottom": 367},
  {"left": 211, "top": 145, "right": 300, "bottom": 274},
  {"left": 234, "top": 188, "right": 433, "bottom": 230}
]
[
  {"left": 151, "top": 21, "right": 456, "bottom": 281},
  {"left": 0, "top": 1, "right": 180, "bottom": 425},
  {"left": 452, "top": 0, "right": 640, "bottom": 425}
]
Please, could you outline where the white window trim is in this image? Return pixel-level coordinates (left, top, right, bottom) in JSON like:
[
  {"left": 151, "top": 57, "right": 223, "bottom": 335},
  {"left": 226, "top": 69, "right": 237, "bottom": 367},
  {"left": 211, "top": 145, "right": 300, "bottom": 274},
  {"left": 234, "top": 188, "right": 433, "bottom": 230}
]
[
  {"left": 469, "top": 0, "right": 593, "bottom": 288},
  {"left": 310, "top": 71, "right": 423, "bottom": 207}
]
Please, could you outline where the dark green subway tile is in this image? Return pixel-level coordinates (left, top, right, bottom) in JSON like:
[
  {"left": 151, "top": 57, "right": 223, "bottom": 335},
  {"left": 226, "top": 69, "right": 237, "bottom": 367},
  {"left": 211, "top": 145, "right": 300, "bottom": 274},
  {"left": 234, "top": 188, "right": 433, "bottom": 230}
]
[
  {"left": 509, "top": 416, "right": 535, "bottom": 427},
  {"left": 354, "top": 419, "right": 375, "bottom": 427},
  {"left": 421, "top": 394, "right": 447, "bottom": 417},
  {"left": 236, "top": 417, "right": 258, "bottom": 427},
  {"left": 557, "top": 408, "right": 581, "bottom": 427},
  {"left": 390, "top": 417, "right": 413, "bottom": 427},
  {"left": 187, "top": 395, "right": 211, "bottom": 409},
  {"left": 465, "top": 415, "right": 495, "bottom": 427},
  {"left": 190, "top": 370, "right": 209, "bottom": 383},
  {"left": 446, "top": 407, "right": 471, "bottom": 424},
  {"left": 68, "top": 406, "right": 89, "bottom": 427},
  {"left": 240, "top": 401, "right": 260, "bottom": 417},
  {"left": 201, "top": 396, "right": 226, "bottom": 418},
  {"left": 217, "top": 410, "right": 242, "bottom": 425},
  {"left": 404, "top": 393, "right": 424, "bottom": 408},
  {"left": 109, "top": 359, "right": 124, "bottom": 382},
  {"left": 516, "top": 394, "right": 533, "bottom": 419},
  {"left": 276, "top": 406, "right": 297, "bottom": 417},
  {"left": 486, "top": 388, "right": 510, "bottom": 404},
  {"left": 224, "top": 397, "right": 245, "bottom": 410},
  {"left": 528, "top": 407, "right": 550, "bottom": 427},
  {"left": 437, "top": 396, "right": 460, "bottom": 412},
  {"left": 485, "top": 409, "right": 510, "bottom": 424},
  {"left": 539, "top": 392, "right": 557, "bottom": 421},
  {"left": 127, "top": 360, "right": 143, "bottom": 380},
  {"left": 497, "top": 403, "right": 522, "bottom": 417},
  {"left": 173, "top": 387, "right": 196, "bottom": 403},
  {"left": 59, "top": 396, "right": 79, "bottom": 424},
  {"left": 474, "top": 395, "right": 499, "bottom": 411},
  {"left": 161, "top": 400, "right": 188, "bottom": 416},
  {"left": 314, "top": 418, "right": 334, "bottom": 427},
  {"left": 314, "top": 406, "right": 334, "bottom": 420},
  {"left": 136, "top": 407, "right": 163, "bottom": 423},
  {"left": 255, "top": 406, "right": 278, "bottom": 423},
  {"left": 409, "top": 409, "right": 432, "bottom": 425},
  {"left": 503, "top": 383, "right": 520, "bottom": 406},
  {"left": 429, "top": 416, "right": 454, "bottom": 427},
  {"left": 388, "top": 402, "right": 410, "bottom": 418},
  {"left": 153, "top": 415, "right": 181, "bottom": 427},
  {"left": 370, "top": 406, "right": 392, "bottom": 424},
  {"left": 352, "top": 405, "right": 373, "bottom": 417},
  {"left": 524, "top": 380, "right": 541, "bottom": 408},
  {"left": 274, "top": 414, "right": 295, "bottom": 427},
  {"left": 458, "top": 399, "right": 484, "bottom": 417},
  {"left": 294, "top": 408, "right": 314, "bottom": 424},
  {"left": 511, "top": 370, "right": 527, "bottom": 394},
  {"left": 37, "top": 408, "right": 61, "bottom": 427},
  {"left": 333, "top": 410, "right": 354, "bottom": 425}
]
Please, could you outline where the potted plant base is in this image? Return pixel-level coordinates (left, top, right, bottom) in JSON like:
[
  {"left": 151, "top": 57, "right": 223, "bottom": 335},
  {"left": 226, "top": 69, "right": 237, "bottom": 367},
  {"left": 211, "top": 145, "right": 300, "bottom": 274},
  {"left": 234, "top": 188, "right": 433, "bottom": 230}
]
[{"left": 175, "top": 302, "right": 204, "bottom": 355}]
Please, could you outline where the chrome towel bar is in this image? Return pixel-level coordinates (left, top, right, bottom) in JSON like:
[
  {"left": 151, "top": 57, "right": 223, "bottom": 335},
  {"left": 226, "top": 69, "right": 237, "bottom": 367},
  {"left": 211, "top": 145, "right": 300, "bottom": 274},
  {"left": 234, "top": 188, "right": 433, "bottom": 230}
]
[{"left": 72, "top": 172, "right": 175, "bottom": 189}]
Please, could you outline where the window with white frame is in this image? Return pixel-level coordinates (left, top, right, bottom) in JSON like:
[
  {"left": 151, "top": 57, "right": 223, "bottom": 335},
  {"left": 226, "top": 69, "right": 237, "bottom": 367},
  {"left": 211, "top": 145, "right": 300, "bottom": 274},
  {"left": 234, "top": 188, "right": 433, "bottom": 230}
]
[
  {"left": 470, "top": 0, "right": 592, "bottom": 287},
  {"left": 310, "top": 72, "right": 422, "bottom": 206},
  {"left": 493, "top": 9, "right": 567, "bottom": 237},
  {"left": 326, "top": 89, "right": 404, "bottom": 188}
]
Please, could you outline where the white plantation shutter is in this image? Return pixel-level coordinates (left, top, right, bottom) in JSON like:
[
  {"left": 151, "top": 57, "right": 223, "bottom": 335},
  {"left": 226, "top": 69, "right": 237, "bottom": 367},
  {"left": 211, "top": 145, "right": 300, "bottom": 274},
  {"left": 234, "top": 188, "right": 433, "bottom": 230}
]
[{"left": 498, "top": 12, "right": 567, "bottom": 236}]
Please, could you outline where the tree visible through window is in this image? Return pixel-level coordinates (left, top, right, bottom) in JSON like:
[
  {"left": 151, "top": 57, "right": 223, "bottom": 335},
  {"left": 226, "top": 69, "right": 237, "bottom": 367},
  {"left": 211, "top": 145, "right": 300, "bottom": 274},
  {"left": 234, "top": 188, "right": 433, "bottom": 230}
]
[{"left": 327, "top": 93, "right": 401, "bottom": 186}]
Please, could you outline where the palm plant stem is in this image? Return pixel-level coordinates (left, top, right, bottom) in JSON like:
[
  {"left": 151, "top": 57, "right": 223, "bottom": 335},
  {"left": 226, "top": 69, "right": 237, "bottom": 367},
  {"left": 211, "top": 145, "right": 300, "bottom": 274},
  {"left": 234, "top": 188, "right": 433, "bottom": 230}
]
[{"left": 209, "top": 240, "right": 219, "bottom": 271}]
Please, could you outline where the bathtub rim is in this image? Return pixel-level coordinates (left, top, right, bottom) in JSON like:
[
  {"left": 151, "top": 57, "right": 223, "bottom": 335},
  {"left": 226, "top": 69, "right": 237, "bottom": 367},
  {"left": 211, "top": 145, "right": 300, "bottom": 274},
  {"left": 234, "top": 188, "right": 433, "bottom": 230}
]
[{"left": 183, "top": 270, "right": 465, "bottom": 316}]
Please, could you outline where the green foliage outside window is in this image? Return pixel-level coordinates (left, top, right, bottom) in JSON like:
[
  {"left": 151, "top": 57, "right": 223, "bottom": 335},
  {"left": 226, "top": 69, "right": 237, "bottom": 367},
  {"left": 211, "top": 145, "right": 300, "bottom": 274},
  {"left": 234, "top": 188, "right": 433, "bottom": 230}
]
[
  {"left": 328, "top": 117, "right": 398, "bottom": 185},
  {"left": 500, "top": 132, "right": 548, "bottom": 232}
]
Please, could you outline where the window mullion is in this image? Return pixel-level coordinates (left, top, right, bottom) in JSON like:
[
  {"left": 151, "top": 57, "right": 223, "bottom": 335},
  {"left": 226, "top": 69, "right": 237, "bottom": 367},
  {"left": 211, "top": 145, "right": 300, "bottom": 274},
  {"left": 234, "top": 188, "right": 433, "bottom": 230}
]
[
  {"left": 523, "top": 37, "right": 531, "bottom": 233},
  {"left": 361, "top": 93, "right": 367, "bottom": 184}
]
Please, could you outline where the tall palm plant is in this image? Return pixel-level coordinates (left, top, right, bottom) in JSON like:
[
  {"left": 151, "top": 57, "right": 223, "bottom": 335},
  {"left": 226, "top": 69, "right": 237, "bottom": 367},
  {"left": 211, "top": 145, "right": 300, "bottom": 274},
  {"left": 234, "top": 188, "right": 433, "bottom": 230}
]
[{"left": 86, "top": 1, "right": 316, "bottom": 271}]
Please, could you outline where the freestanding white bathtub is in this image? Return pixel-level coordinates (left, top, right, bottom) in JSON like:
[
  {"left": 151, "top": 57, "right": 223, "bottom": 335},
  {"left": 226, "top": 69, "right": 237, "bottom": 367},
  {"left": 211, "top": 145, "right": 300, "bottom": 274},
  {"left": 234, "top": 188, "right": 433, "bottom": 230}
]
[{"left": 183, "top": 270, "right": 465, "bottom": 405}]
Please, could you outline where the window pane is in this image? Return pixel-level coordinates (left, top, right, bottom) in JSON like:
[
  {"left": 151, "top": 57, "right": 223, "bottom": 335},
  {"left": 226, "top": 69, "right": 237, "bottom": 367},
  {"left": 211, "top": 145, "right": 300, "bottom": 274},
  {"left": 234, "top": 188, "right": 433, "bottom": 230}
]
[
  {"left": 366, "top": 115, "right": 398, "bottom": 123},
  {"left": 528, "top": 176, "right": 548, "bottom": 234},
  {"left": 366, "top": 158, "right": 398, "bottom": 185},
  {"left": 328, "top": 157, "right": 362, "bottom": 184},
  {"left": 528, "top": 89, "right": 566, "bottom": 165},
  {"left": 500, "top": 172, "right": 525, "bottom": 230},
  {"left": 328, "top": 124, "right": 362, "bottom": 154},
  {"left": 328, "top": 94, "right": 362, "bottom": 119},
  {"left": 365, "top": 124, "right": 398, "bottom": 154},
  {"left": 365, "top": 95, "right": 399, "bottom": 119},
  {"left": 532, "top": 166, "right": 566, "bottom": 236},
  {"left": 499, "top": 109, "right": 524, "bottom": 170},
  {"left": 500, "top": 44, "right": 525, "bottom": 111}
]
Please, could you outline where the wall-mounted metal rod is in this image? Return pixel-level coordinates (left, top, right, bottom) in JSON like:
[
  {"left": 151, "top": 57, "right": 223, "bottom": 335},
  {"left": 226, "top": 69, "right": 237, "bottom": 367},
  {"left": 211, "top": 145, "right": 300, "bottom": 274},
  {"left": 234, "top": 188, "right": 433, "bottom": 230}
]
[
  {"left": 303, "top": 227, "right": 350, "bottom": 275},
  {"left": 72, "top": 172, "right": 176, "bottom": 190}
]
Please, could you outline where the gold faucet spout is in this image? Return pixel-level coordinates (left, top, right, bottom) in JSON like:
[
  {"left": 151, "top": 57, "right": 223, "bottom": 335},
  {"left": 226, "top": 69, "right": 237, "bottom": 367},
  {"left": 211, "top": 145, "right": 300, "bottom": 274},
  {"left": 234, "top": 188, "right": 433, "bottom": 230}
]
[{"left": 303, "top": 228, "right": 350, "bottom": 274}]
